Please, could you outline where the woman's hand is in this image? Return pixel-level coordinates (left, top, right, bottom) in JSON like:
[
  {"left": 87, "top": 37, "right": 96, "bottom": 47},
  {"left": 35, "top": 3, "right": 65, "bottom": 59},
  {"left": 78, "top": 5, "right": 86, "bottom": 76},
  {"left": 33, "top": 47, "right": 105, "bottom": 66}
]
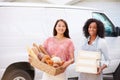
[
  {"left": 61, "top": 59, "right": 74, "bottom": 69},
  {"left": 28, "top": 55, "right": 33, "bottom": 65},
  {"left": 96, "top": 64, "right": 107, "bottom": 75},
  {"left": 96, "top": 67, "right": 102, "bottom": 75},
  {"left": 61, "top": 62, "right": 68, "bottom": 69}
]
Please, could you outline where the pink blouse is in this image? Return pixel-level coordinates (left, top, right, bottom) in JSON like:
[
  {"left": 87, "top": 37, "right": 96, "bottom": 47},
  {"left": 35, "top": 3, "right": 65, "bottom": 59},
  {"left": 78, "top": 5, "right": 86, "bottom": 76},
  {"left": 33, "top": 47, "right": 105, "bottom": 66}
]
[{"left": 43, "top": 37, "right": 74, "bottom": 61}]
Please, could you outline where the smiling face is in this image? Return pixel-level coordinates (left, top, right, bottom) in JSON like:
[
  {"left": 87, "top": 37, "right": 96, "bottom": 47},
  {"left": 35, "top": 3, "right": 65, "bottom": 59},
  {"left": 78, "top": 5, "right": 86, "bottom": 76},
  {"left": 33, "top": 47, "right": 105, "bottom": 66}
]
[
  {"left": 55, "top": 21, "right": 66, "bottom": 35},
  {"left": 88, "top": 22, "right": 97, "bottom": 37},
  {"left": 53, "top": 19, "right": 70, "bottom": 38}
]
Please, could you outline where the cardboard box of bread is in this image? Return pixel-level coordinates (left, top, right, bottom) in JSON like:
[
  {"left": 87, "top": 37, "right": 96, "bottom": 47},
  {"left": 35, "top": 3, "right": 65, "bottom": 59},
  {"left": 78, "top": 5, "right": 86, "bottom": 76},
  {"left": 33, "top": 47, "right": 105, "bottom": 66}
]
[
  {"left": 27, "top": 43, "right": 65, "bottom": 76},
  {"left": 76, "top": 50, "right": 101, "bottom": 74}
]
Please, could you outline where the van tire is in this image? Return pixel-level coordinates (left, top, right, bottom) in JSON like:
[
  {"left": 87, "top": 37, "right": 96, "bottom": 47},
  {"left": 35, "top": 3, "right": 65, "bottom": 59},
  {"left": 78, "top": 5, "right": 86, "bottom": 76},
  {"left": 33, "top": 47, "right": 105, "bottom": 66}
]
[
  {"left": 113, "top": 63, "right": 120, "bottom": 80},
  {"left": 3, "top": 69, "right": 32, "bottom": 80}
]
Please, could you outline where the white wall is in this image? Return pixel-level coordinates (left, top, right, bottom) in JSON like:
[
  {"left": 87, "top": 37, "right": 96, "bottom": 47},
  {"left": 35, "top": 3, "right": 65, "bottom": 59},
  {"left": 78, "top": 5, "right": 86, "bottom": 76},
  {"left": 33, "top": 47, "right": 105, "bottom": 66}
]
[{"left": 74, "top": 2, "right": 120, "bottom": 27}]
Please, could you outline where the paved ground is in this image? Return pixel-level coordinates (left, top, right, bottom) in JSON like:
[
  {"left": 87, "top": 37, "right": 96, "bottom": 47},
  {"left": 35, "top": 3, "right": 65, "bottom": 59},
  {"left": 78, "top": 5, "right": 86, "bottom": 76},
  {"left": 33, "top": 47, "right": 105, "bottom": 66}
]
[{"left": 68, "top": 75, "right": 113, "bottom": 80}]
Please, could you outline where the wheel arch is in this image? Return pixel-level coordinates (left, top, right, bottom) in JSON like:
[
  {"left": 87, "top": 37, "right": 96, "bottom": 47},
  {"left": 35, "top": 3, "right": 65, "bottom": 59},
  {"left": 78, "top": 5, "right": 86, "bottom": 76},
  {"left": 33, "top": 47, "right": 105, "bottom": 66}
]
[{"left": 2, "top": 62, "right": 35, "bottom": 80}]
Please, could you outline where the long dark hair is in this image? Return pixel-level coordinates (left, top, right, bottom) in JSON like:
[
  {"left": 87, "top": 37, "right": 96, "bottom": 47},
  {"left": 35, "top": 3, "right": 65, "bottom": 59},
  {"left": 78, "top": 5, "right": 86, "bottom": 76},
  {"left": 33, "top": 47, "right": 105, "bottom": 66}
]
[
  {"left": 53, "top": 19, "right": 70, "bottom": 38},
  {"left": 83, "top": 18, "right": 105, "bottom": 38}
]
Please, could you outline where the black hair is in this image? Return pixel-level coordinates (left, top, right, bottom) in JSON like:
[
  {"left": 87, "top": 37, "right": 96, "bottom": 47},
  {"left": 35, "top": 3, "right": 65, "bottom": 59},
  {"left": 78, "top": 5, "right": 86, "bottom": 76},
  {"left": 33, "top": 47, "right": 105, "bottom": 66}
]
[
  {"left": 83, "top": 18, "right": 105, "bottom": 38},
  {"left": 53, "top": 19, "right": 70, "bottom": 38}
]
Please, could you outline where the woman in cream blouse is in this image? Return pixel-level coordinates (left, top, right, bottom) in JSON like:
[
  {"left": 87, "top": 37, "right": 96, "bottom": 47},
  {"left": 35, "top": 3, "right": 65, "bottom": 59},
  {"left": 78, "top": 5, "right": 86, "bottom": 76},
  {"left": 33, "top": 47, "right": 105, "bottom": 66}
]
[{"left": 79, "top": 18, "right": 110, "bottom": 80}]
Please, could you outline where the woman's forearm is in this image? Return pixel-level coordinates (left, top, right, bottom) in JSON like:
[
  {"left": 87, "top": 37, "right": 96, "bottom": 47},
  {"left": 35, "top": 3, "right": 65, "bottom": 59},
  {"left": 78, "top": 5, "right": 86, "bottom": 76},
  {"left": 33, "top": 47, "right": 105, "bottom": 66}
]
[
  {"left": 62, "top": 58, "right": 74, "bottom": 69},
  {"left": 101, "top": 64, "right": 107, "bottom": 71}
]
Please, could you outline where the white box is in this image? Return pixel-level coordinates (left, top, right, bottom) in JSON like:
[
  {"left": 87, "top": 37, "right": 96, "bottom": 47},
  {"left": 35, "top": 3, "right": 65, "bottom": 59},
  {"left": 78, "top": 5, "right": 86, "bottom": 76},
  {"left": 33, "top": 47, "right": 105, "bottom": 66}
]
[{"left": 75, "top": 50, "right": 101, "bottom": 74}]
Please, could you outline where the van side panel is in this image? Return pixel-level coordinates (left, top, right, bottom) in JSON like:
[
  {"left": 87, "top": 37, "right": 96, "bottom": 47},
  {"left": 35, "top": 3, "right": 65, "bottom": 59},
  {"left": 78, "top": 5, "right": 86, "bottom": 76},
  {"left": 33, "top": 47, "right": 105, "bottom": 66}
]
[
  {"left": 0, "top": 6, "right": 92, "bottom": 79},
  {"left": 0, "top": 4, "right": 119, "bottom": 80}
]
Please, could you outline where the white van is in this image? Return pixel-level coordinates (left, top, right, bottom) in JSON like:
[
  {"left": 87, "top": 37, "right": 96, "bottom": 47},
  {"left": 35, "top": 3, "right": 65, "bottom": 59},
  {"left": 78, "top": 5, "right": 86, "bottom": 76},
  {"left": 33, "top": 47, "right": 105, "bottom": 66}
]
[{"left": 0, "top": 2, "right": 120, "bottom": 80}]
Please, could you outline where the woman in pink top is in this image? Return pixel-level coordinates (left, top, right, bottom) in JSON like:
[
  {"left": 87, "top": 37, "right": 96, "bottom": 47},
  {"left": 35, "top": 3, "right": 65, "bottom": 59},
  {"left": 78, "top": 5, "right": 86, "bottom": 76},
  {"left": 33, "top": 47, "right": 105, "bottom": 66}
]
[{"left": 41, "top": 19, "right": 75, "bottom": 80}]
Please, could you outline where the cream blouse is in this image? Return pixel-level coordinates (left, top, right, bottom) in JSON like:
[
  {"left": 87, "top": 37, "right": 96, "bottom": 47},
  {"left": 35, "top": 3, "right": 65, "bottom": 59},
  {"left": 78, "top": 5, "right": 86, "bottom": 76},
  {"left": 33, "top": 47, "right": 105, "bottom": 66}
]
[{"left": 82, "top": 36, "right": 110, "bottom": 67}]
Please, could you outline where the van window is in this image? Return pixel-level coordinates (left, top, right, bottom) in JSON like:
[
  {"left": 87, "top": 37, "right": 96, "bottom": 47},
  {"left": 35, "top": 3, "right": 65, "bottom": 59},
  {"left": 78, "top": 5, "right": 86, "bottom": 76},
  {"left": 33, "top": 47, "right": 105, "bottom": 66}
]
[{"left": 92, "top": 12, "right": 115, "bottom": 37}]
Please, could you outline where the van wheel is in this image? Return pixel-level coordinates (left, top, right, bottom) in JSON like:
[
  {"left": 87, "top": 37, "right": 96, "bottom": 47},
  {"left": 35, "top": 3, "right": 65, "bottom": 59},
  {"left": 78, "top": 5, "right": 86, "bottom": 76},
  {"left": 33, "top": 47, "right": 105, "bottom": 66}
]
[
  {"left": 113, "top": 63, "right": 120, "bottom": 80},
  {"left": 3, "top": 69, "right": 32, "bottom": 80}
]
